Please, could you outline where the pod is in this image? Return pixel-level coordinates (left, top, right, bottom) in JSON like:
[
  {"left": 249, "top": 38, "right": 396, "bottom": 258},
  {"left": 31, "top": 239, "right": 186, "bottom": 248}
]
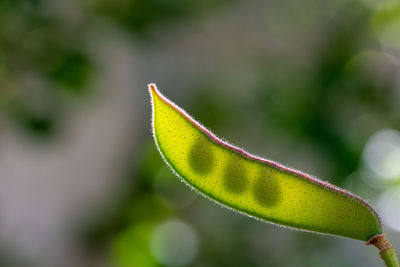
[{"left": 149, "top": 83, "right": 382, "bottom": 241}]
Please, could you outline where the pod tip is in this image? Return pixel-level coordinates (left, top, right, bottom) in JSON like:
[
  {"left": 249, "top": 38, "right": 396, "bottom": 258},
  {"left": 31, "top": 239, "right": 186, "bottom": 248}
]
[{"left": 148, "top": 83, "right": 158, "bottom": 94}]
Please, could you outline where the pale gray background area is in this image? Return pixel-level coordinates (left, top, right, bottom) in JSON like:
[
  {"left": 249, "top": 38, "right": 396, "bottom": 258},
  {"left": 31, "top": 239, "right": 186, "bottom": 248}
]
[{"left": 1, "top": 0, "right": 400, "bottom": 266}]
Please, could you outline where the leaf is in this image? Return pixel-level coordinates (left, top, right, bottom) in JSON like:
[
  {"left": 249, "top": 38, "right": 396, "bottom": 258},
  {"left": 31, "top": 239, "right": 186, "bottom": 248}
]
[{"left": 149, "top": 83, "right": 382, "bottom": 241}]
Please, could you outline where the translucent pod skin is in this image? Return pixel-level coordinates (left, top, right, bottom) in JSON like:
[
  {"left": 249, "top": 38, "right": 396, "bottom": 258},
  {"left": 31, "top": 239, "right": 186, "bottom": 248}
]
[{"left": 149, "top": 84, "right": 382, "bottom": 241}]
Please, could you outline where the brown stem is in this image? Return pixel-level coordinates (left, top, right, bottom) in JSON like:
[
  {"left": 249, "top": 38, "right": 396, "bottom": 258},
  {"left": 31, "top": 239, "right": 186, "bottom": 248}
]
[{"left": 367, "top": 234, "right": 399, "bottom": 267}]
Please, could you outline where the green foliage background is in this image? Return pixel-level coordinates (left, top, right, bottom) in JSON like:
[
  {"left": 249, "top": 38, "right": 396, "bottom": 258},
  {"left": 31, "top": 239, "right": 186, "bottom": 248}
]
[{"left": 0, "top": 0, "right": 400, "bottom": 266}]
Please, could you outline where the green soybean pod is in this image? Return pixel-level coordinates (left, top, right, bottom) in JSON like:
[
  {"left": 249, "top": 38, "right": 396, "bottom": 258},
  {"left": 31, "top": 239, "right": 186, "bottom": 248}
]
[{"left": 148, "top": 83, "right": 398, "bottom": 266}]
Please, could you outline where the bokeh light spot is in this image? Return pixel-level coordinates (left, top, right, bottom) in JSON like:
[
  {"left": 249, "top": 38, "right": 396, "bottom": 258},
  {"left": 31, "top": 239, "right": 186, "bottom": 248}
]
[
  {"left": 378, "top": 188, "right": 400, "bottom": 232},
  {"left": 363, "top": 129, "right": 400, "bottom": 180},
  {"left": 112, "top": 222, "right": 157, "bottom": 267},
  {"left": 371, "top": 1, "right": 400, "bottom": 49},
  {"left": 149, "top": 219, "right": 198, "bottom": 266},
  {"left": 381, "top": 19, "right": 400, "bottom": 49}
]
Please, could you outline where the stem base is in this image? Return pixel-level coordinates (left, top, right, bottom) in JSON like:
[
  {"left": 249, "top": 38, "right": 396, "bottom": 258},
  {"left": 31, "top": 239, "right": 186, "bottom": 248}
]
[{"left": 367, "top": 234, "right": 399, "bottom": 267}]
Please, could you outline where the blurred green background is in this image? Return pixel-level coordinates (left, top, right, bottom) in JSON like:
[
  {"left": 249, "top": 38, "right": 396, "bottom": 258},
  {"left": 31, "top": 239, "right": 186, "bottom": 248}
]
[{"left": 1, "top": 0, "right": 400, "bottom": 266}]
